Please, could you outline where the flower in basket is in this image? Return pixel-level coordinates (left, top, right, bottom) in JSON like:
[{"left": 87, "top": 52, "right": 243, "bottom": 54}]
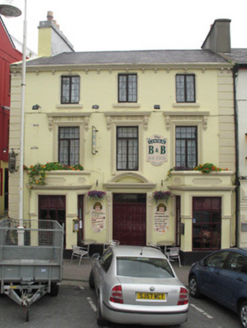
[
  {"left": 88, "top": 190, "right": 106, "bottom": 200},
  {"left": 152, "top": 191, "right": 172, "bottom": 203}
]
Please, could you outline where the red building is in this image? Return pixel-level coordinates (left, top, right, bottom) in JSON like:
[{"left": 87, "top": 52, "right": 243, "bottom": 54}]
[{"left": 0, "top": 16, "right": 22, "bottom": 216}]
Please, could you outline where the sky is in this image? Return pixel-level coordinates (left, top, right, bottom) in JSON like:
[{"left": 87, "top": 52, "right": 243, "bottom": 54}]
[{"left": 1, "top": 0, "right": 247, "bottom": 54}]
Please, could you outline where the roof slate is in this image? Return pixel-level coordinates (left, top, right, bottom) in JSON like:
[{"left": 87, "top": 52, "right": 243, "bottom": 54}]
[
  {"left": 25, "top": 49, "right": 228, "bottom": 67},
  {"left": 223, "top": 49, "right": 247, "bottom": 64}
]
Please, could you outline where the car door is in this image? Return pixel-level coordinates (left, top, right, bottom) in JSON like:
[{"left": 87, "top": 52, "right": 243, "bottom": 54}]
[
  {"left": 93, "top": 248, "right": 113, "bottom": 292},
  {"left": 215, "top": 251, "right": 247, "bottom": 311},
  {"left": 199, "top": 251, "right": 230, "bottom": 300}
]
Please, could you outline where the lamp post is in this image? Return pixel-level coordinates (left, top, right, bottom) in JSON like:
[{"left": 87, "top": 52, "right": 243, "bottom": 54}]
[{"left": 0, "top": 0, "right": 27, "bottom": 245}]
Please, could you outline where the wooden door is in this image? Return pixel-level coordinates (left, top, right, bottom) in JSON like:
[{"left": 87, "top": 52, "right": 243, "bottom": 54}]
[
  {"left": 113, "top": 194, "right": 146, "bottom": 246},
  {"left": 39, "top": 195, "right": 66, "bottom": 247},
  {"left": 77, "top": 195, "right": 84, "bottom": 246}
]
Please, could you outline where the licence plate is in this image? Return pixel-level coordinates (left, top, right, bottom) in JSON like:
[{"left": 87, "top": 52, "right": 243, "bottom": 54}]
[{"left": 137, "top": 292, "right": 165, "bottom": 300}]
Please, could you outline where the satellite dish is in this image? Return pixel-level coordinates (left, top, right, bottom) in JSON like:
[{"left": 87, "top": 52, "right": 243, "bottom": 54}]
[{"left": 0, "top": 1, "right": 22, "bottom": 17}]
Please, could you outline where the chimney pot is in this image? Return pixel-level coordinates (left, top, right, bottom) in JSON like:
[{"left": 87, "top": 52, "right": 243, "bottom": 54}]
[{"left": 47, "top": 11, "right": 53, "bottom": 21}]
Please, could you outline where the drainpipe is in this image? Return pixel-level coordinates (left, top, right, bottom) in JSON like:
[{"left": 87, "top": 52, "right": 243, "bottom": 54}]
[{"left": 233, "top": 64, "right": 239, "bottom": 247}]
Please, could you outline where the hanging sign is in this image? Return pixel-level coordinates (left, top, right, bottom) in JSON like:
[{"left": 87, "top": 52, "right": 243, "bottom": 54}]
[
  {"left": 91, "top": 202, "right": 105, "bottom": 233},
  {"left": 147, "top": 135, "right": 167, "bottom": 166},
  {"left": 154, "top": 203, "right": 169, "bottom": 234}
]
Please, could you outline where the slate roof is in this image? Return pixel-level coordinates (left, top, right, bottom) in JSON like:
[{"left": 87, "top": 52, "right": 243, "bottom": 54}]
[
  {"left": 25, "top": 49, "right": 228, "bottom": 67},
  {"left": 223, "top": 49, "right": 247, "bottom": 65}
]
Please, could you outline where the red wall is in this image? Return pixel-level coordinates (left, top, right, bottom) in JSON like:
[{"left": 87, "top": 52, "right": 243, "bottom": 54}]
[{"left": 0, "top": 19, "right": 22, "bottom": 162}]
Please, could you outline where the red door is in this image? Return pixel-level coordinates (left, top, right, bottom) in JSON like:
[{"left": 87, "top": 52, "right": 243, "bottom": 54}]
[
  {"left": 113, "top": 194, "right": 146, "bottom": 246},
  {"left": 39, "top": 195, "right": 66, "bottom": 247}
]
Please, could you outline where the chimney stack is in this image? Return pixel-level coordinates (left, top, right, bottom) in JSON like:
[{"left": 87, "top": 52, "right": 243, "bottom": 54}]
[
  {"left": 201, "top": 19, "right": 231, "bottom": 54},
  {"left": 38, "top": 11, "right": 74, "bottom": 57}
]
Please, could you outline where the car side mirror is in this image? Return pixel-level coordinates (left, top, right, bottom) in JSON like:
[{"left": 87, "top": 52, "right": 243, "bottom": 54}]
[{"left": 199, "top": 259, "right": 206, "bottom": 267}]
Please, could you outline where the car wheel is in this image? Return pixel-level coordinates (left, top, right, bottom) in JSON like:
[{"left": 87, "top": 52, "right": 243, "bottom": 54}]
[
  {"left": 96, "top": 297, "right": 108, "bottom": 326},
  {"left": 239, "top": 300, "right": 247, "bottom": 327},
  {"left": 189, "top": 275, "right": 201, "bottom": 298},
  {"left": 89, "top": 269, "right": 95, "bottom": 289}
]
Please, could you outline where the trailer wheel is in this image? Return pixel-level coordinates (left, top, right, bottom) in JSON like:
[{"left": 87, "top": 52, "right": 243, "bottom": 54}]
[{"left": 50, "top": 283, "right": 59, "bottom": 297}]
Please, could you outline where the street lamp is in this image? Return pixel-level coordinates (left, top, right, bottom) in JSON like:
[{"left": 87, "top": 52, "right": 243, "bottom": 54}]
[{"left": 0, "top": 0, "right": 27, "bottom": 245}]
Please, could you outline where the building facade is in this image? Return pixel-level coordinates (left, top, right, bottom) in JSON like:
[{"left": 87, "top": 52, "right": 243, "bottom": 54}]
[
  {"left": 0, "top": 17, "right": 22, "bottom": 217},
  {"left": 8, "top": 17, "right": 236, "bottom": 264},
  {"left": 201, "top": 19, "right": 247, "bottom": 248}
]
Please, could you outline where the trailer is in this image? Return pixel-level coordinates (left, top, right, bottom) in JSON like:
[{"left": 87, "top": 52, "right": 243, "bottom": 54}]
[{"left": 0, "top": 218, "right": 63, "bottom": 322}]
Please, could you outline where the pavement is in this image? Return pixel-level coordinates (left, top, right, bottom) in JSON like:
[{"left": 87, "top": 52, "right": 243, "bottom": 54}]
[{"left": 62, "top": 258, "right": 191, "bottom": 287}]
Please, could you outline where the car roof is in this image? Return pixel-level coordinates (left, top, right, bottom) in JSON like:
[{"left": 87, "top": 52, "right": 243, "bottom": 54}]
[
  {"left": 209, "top": 248, "right": 247, "bottom": 256},
  {"left": 110, "top": 245, "right": 166, "bottom": 258}
]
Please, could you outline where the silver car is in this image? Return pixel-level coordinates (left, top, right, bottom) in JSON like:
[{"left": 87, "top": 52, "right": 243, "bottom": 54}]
[{"left": 89, "top": 245, "right": 189, "bottom": 326}]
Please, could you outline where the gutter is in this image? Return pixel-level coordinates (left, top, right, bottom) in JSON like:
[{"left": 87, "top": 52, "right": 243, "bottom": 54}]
[{"left": 233, "top": 63, "right": 239, "bottom": 247}]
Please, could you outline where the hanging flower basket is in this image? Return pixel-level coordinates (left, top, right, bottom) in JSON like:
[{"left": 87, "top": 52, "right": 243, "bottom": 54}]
[
  {"left": 88, "top": 190, "right": 106, "bottom": 201},
  {"left": 152, "top": 191, "right": 172, "bottom": 203}
]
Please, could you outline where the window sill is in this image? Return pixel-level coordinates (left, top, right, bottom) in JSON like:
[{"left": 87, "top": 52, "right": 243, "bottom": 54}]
[
  {"left": 56, "top": 104, "right": 83, "bottom": 109},
  {"left": 172, "top": 103, "right": 200, "bottom": 108},
  {"left": 112, "top": 103, "right": 141, "bottom": 109}
]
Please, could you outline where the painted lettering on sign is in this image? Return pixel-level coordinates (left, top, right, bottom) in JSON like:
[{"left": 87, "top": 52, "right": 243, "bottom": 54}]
[{"left": 147, "top": 135, "right": 167, "bottom": 165}]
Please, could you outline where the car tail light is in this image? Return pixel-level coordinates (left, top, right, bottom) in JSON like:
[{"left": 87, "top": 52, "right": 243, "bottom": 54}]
[
  {"left": 177, "top": 287, "right": 188, "bottom": 305},
  {"left": 110, "top": 285, "right": 123, "bottom": 304}
]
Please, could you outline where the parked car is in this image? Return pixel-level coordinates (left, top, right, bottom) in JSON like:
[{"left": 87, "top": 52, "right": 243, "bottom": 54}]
[
  {"left": 89, "top": 245, "right": 189, "bottom": 326},
  {"left": 189, "top": 248, "right": 247, "bottom": 328}
]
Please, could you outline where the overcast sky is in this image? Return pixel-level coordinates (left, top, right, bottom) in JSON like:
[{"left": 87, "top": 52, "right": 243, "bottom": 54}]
[{"left": 2, "top": 0, "right": 247, "bottom": 54}]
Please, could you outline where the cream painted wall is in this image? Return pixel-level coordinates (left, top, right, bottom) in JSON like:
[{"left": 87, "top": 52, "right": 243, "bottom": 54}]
[{"left": 9, "top": 64, "right": 236, "bottom": 250}]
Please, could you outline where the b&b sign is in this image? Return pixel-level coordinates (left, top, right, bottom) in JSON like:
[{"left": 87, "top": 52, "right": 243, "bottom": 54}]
[{"left": 147, "top": 135, "right": 167, "bottom": 166}]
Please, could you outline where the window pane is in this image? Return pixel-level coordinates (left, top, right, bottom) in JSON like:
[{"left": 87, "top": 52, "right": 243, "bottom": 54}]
[
  {"left": 176, "top": 75, "right": 185, "bottom": 102},
  {"left": 61, "top": 76, "right": 80, "bottom": 104},
  {"left": 59, "top": 127, "right": 79, "bottom": 166},
  {"left": 117, "top": 257, "right": 174, "bottom": 278},
  {"left": 117, "top": 127, "right": 138, "bottom": 170},
  {"left": 59, "top": 140, "right": 69, "bottom": 165},
  {"left": 71, "top": 77, "right": 80, "bottom": 103},
  {"left": 176, "top": 126, "right": 197, "bottom": 169},
  {"left": 186, "top": 76, "right": 195, "bottom": 102},
  {"left": 176, "top": 74, "right": 195, "bottom": 102},
  {"left": 70, "top": 140, "right": 79, "bottom": 166},
  {"left": 118, "top": 74, "right": 137, "bottom": 103},
  {"left": 117, "top": 139, "right": 127, "bottom": 169},
  {"left": 193, "top": 197, "right": 221, "bottom": 250},
  {"left": 128, "top": 139, "right": 138, "bottom": 170},
  {"left": 61, "top": 77, "right": 70, "bottom": 103},
  {"left": 128, "top": 75, "right": 137, "bottom": 102},
  {"left": 119, "top": 75, "right": 127, "bottom": 102}
]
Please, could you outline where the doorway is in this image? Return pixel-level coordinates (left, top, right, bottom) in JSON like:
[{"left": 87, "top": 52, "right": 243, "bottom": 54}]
[
  {"left": 113, "top": 193, "right": 146, "bottom": 246},
  {"left": 77, "top": 195, "right": 84, "bottom": 246},
  {"left": 38, "top": 196, "right": 66, "bottom": 247}
]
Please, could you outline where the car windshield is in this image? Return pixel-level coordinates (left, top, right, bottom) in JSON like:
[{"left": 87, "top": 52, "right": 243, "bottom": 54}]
[{"left": 117, "top": 257, "right": 175, "bottom": 278}]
